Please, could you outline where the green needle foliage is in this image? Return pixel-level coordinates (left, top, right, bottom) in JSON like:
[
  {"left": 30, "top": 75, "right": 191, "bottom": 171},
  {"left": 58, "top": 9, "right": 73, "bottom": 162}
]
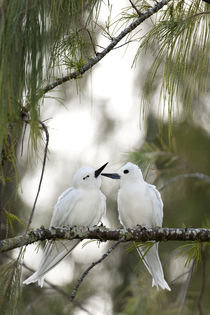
[
  {"left": 136, "top": 0, "right": 209, "bottom": 127},
  {"left": 0, "top": 0, "right": 101, "bottom": 240},
  {"left": 180, "top": 242, "right": 202, "bottom": 267},
  {"left": 0, "top": 261, "right": 22, "bottom": 315},
  {"left": 3, "top": 208, "right": 25, "bottom": 238},
  {"left": 0, "top": 0, "right": 100, "bottom": 181}
]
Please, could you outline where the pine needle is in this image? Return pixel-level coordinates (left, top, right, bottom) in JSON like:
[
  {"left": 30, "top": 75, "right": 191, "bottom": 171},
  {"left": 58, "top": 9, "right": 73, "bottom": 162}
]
[{"left": 0, "top": 261, "right": 22, "bottom": 315}]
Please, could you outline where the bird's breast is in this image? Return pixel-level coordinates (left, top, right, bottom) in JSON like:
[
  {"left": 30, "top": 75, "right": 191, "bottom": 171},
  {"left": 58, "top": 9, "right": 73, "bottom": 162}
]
[
  {"left": 67, "top": 189, "right": 105, "bottom": 226},
  {"left": 118, "top": 185, "right": 154, "bottom": 228}
]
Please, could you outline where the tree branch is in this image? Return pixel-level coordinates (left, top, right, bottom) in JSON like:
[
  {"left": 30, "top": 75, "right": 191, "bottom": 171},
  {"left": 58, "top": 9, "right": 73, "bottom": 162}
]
[
  {"left": 42, "top": 0, "right": 171, "bottom": 94},
  {"left": 70, "top": 239, "right": 123, "bottom": 301},
  {"left": 1, "top": 226, "right": 210, "bottom": 253}
]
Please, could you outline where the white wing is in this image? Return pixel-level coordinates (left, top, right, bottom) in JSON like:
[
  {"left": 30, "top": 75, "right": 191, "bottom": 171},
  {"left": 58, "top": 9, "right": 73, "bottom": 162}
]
[
  {"left": 147, "top": 184, "right": 163, "bottom": 227},
  {"left": 23, "top": 187, "right": 81, "bottom": 287},
  {"left": 50, "top": 187, "right": 81, "bottom": 227},
  {"left": 99, "top": 191, "right": 106, "bottom": 220}
]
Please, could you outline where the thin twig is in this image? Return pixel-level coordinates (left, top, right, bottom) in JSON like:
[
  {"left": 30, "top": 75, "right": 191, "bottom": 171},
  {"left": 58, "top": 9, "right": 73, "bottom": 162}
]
[
  {"left": 70, "top": 238, "right": 123, "bottom": 301},
  {"left": 187, "top": 11, "right": 210, "bottom": 20},
  {"left": 178, "top": 259, "right": 195, "bottom": 315},
  {"left": 24, "top": 120, "right": 49, "bottom": 232},
  {"left": 169, "top": 270, "right": 190, "bottom": 285},
  {"left": 113, "top": 39, "right": 137, "bottom": 50},
  {"left": 197, "top": 245, "right": 206, "bottom": 315},
  {"left": 43, "top": 0, "right": 171, "bottom": 94},
  {"left": 95, "top": 44, "right": 105, "bottom": 50},
  {"left": 2, "top": 253, "right": 92, "bottom": 315},
  {"left": 82, "top": 28, "right": 97, "bottom": 56},
  {"left": 16, "top": 120, "right": 49, "bottom": 261},
  {"left": 25, "top": 121, "right": 49, "bottom": 230},
  {"left": 129, "top": 0, "right": 143, "bottom": 16},
  {"left": 159, "top": 172, "right": 210, "bottom": 191}
]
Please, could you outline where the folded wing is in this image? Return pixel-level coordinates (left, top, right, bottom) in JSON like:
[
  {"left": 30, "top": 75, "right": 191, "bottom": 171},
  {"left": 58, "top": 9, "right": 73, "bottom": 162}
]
[{"left": 23, "top": 187, "right": 81, "bottom": 287}]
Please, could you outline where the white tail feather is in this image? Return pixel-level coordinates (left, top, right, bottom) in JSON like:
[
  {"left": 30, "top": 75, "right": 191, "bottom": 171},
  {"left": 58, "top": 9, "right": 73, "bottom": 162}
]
[
  {"left": 136, "top": 242, "right": 171, "bottom": 291},
  {"left": 23, "top": 239, "right": 80, "bottom": 287},
  {"left": 23, "top": 271, "right": 44, "bottom": 287}
]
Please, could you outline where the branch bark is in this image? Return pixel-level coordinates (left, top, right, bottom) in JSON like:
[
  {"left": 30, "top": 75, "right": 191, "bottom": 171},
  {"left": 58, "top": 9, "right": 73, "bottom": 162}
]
[
  {"left": 43, "top": 0, "right": 170, "bottom": 94},
  {"left": 1, "top": 226, "right": 210, "bottom": 253}
]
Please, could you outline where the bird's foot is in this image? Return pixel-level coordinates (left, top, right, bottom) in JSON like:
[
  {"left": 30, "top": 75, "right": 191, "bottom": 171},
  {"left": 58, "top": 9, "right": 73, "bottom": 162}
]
[
  {"left": 136, "top": 224, "right": 142, "bottom": 229},
  {"left": 136, "top": 224, "right": 147, "bottom": 231}
]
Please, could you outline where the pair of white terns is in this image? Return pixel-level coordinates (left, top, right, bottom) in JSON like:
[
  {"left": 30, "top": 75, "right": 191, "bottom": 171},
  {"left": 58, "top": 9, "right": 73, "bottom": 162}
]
[{"left": 23, "top": 162, "right": 171, "bottom": 291}]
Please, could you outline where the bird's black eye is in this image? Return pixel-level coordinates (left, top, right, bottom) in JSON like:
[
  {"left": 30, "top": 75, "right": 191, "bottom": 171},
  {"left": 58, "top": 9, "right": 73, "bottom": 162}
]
[
  {"left": 83, "top": 175, "right": 90, "bottom": 180},
  {"left": 123, "top": 170, "right": 129, "bottom": 174}
]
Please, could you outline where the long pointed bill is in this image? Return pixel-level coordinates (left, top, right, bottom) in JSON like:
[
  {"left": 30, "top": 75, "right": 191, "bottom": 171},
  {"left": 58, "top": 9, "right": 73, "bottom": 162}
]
[
  {"left": 95, "top": 162, "right": 109, "bottom": 178},
  {"left": 101, "top": 173, "right": 121, "bottom": 179}
]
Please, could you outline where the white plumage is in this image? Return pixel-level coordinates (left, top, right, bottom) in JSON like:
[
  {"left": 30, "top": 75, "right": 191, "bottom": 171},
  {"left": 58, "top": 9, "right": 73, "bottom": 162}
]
[
  {"left": 102, "top": 162, "right": 171, "bottom": 291},
  {"left": 23, "top": 164, "right": 107, "bottom": 287}
]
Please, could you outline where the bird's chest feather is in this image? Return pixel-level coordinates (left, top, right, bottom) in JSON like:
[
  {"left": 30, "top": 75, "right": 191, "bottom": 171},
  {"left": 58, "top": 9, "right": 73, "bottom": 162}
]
[
  {"left": 118, "top": 184, "right": 154, "bottom": 228},
  {"left": 68, "top": 190, "right": 104, "bottom": 226}
]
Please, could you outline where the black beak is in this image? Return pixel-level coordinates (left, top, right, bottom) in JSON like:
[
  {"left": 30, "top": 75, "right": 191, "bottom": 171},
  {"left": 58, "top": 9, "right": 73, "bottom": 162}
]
[
  {"left": 95, "top": 162, "right": 109, "bottom": 178},
  {"left": 101, "top": 173, "right": 121, "bottom": 179}
]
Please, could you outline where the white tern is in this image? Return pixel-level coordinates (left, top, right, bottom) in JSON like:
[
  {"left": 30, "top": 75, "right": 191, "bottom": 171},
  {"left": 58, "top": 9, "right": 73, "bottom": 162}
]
[
  {"left": 102, "top": 162, "right": 171, "bottom": 291},
  {"left": 23, "top": 162, "right": 108, "bottom": 287}
]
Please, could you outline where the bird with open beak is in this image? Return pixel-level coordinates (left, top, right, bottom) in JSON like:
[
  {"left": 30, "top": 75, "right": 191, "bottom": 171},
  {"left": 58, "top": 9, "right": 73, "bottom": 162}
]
[{"left": 23, "top": 162, "right": 108, "bottom": 287}]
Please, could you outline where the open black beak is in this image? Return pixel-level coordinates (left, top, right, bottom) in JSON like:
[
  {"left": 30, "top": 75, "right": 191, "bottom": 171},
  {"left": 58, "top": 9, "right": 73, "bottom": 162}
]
[
  {"left": 101, "top": 173, "right": 121, "bottom": 179},
  {"left": 95, "top": 162, "right": 109, "bottom": 178}
]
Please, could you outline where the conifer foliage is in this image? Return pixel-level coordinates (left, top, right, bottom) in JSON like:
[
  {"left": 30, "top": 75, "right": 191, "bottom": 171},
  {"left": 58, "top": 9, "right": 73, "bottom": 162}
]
[{"left": 0, "top": 1, "right": 209, "bottom": 314}]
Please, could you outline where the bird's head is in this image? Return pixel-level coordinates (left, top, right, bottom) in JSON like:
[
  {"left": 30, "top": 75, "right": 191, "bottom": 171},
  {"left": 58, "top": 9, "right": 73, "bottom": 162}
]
[
  {"left": 73, "top": 162, "right": 108, "bottom": 189},
  {"left": 101, "top": 162, "right": 143, "bottom": 186}
]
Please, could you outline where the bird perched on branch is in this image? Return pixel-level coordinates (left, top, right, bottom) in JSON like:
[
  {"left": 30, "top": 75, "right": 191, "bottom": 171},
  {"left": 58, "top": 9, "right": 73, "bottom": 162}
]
[
  {"left": 23, "top": 162, "right": 108, "bottom": 287},
  {"left": 102, "top": 162, "right": 171, "bottom": 291}
]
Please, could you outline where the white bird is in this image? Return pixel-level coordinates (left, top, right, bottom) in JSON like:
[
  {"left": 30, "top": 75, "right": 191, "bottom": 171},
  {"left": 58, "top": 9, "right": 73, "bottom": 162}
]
[
  {"left": 102, "top": 162, "right": 171, "bottom": 291},
  {"left": 23, "top": 163, "right": 108, "bottom": 287}
]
